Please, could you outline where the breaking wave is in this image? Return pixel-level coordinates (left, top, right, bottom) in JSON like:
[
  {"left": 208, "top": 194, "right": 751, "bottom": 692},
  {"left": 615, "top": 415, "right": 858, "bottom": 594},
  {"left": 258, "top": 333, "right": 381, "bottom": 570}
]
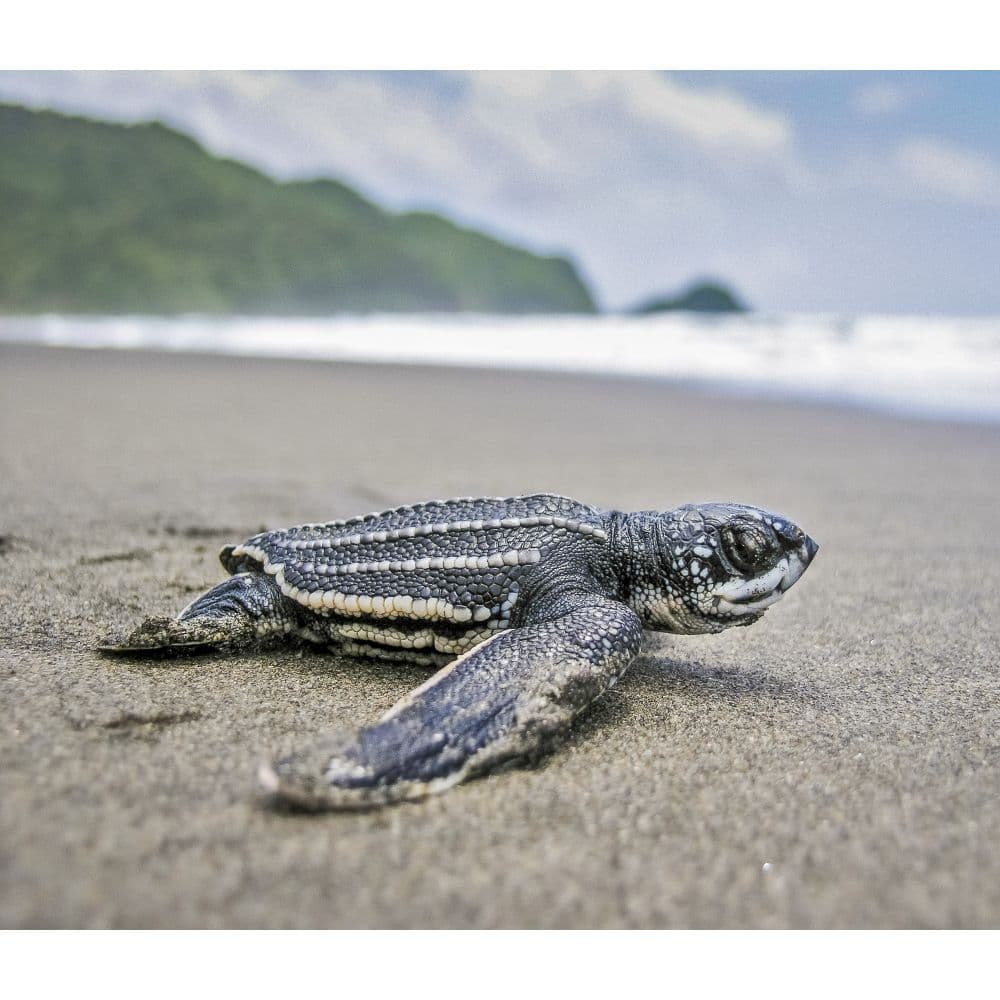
[{"left": 2, "top": 312, "right": 999, "bottom": 423}]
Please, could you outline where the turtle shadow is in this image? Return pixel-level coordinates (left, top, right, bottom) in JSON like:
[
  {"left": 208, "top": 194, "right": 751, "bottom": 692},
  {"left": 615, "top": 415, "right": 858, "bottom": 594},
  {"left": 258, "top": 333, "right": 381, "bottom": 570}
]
[
  {"left": 295, "top": 643, "right": 432, "bottom": 678},
  {"left": 571, "top": 652, "right": 824, "bottom": 745},
  {"left": 283, "top": 644, "right": 824, "bottom": 737},
  {"left": 630, "top": 653, "right": 820, "bottom": 704}
]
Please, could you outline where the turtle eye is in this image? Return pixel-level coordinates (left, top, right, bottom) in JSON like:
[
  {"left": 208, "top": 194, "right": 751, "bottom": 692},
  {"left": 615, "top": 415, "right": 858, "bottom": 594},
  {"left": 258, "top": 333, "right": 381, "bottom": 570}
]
[{"left": 720, "top": 524, "right": 770, "bottom": 574}]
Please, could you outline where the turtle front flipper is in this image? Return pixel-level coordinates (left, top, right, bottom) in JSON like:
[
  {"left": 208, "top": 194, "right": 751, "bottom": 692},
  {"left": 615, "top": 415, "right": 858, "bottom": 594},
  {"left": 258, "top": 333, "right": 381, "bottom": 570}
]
[
  {"left": 260, "top": 592, "right": 644, "bottom": 809},
  {"left": 99, "top": 572, "right": 296, "bottom": 655}
]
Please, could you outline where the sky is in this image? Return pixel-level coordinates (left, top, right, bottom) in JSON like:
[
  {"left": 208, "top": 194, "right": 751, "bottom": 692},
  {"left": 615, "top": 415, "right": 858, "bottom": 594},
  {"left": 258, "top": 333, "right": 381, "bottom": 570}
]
[{"left": 1, "top": 70, "right": 998, "bottom": 314}]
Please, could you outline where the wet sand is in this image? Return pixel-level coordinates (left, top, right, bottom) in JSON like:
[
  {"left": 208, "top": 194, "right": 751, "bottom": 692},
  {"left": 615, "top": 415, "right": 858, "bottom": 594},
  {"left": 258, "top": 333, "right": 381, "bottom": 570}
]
[{"left": 2, "top": 342, "right": 999, "bottom": 928}]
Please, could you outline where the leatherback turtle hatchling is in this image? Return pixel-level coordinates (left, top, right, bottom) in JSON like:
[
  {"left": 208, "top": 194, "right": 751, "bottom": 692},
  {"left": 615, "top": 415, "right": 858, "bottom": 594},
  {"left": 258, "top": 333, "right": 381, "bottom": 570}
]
[{"left": 104, "top": 493, "right": 817, "bottom": 809}]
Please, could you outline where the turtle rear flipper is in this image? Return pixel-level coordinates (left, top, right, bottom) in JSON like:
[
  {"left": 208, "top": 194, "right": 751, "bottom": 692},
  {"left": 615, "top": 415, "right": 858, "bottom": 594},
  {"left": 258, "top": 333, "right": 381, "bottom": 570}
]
[
  {"left": 99, "top": 572, "right": 296, "bottom": 656},
  {"left": 98, "top": 615, "right": 235, "bottom": 656},
  {"left": 260, "top": 591, "right": 643, "bottom": 810}
]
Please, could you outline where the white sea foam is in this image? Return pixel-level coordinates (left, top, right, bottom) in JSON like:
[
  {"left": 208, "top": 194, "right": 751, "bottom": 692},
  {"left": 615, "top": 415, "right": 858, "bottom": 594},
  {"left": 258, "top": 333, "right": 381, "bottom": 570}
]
[{"left": 2, "top": 312, "right": 999, "bottom": 423}]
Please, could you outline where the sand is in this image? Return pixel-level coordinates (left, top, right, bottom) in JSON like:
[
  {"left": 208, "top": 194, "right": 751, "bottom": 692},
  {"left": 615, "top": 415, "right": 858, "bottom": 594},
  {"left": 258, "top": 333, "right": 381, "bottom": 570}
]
[{"left": 2, "top": 342, "right": 999, "bottom": 928}]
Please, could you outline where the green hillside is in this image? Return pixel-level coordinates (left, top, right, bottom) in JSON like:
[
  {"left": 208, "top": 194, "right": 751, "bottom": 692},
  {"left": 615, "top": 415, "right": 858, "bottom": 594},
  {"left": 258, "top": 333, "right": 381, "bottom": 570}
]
[
  {"left": 631, "top": 281, "right": 747, "bottom": 315},
  {"left": 0, "top": 103, "right": 596, "bottom": 314}
]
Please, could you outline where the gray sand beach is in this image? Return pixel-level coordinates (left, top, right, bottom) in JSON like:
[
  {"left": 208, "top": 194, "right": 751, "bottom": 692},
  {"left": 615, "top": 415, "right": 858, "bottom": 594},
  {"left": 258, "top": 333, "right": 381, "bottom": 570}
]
[{"left": 2, "top": 342, "right": 999, "bottom": 928}]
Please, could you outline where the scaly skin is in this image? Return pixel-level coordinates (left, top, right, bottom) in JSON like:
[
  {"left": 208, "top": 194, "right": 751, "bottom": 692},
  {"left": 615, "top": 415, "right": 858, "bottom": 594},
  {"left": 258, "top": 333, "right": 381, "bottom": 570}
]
[{"left": 102, "top": 493, "right": 818, "bottom": 809}]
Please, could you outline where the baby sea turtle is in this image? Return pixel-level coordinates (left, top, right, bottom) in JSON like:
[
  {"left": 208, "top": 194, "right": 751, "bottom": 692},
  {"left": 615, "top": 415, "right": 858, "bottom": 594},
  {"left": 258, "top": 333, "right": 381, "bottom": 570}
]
[{"left": 103, "top": 494, "right": 817, "bottom": 809}]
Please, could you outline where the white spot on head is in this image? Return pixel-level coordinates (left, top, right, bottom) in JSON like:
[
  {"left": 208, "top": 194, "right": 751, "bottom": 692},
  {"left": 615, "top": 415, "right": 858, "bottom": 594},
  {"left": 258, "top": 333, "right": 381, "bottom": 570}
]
[{"left": 712, "top": 559, "right": 788, "bottom": 603}]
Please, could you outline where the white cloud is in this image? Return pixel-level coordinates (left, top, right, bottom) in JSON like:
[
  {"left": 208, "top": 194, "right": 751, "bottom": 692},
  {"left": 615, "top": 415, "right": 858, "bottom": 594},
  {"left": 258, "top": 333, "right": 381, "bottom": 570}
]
[
  {"left": 854, "top": 81, "right": 910, "bottom": 117},
  {"left": 557, "top": 71, "right": 791, "bottom": 151},
  {"left": 0, "top": 69, "right": 793, "bottom": 174},
  {"left": 895, "top": 137, "right": 1000, "bottom": 206}
]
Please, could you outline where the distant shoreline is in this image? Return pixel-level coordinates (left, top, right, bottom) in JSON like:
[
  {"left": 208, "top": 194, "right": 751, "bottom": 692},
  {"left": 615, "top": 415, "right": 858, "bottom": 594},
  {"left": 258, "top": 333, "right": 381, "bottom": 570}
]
[{"left": 2, "top": 312, "right": 999, "bottom": 426}]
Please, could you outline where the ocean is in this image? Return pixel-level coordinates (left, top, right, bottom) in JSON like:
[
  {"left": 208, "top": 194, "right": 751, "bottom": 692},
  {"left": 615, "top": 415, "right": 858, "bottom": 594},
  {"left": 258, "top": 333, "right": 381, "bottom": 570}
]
[{"left": 2, "top": 312, "right": 999, "bottom": 424}]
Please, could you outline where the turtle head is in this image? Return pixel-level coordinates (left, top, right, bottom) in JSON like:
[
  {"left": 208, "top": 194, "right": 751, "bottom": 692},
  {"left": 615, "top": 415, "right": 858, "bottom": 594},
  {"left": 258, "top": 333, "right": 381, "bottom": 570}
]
[{"left": 630, "top": 503, "right": 818, "bottom": 634}]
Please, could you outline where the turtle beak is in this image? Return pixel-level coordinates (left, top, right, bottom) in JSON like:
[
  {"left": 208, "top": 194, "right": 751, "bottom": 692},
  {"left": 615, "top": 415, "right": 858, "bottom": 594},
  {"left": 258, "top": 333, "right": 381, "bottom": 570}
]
[{"left": 780, "top": 534, "right": 819, "bottom": 592}]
